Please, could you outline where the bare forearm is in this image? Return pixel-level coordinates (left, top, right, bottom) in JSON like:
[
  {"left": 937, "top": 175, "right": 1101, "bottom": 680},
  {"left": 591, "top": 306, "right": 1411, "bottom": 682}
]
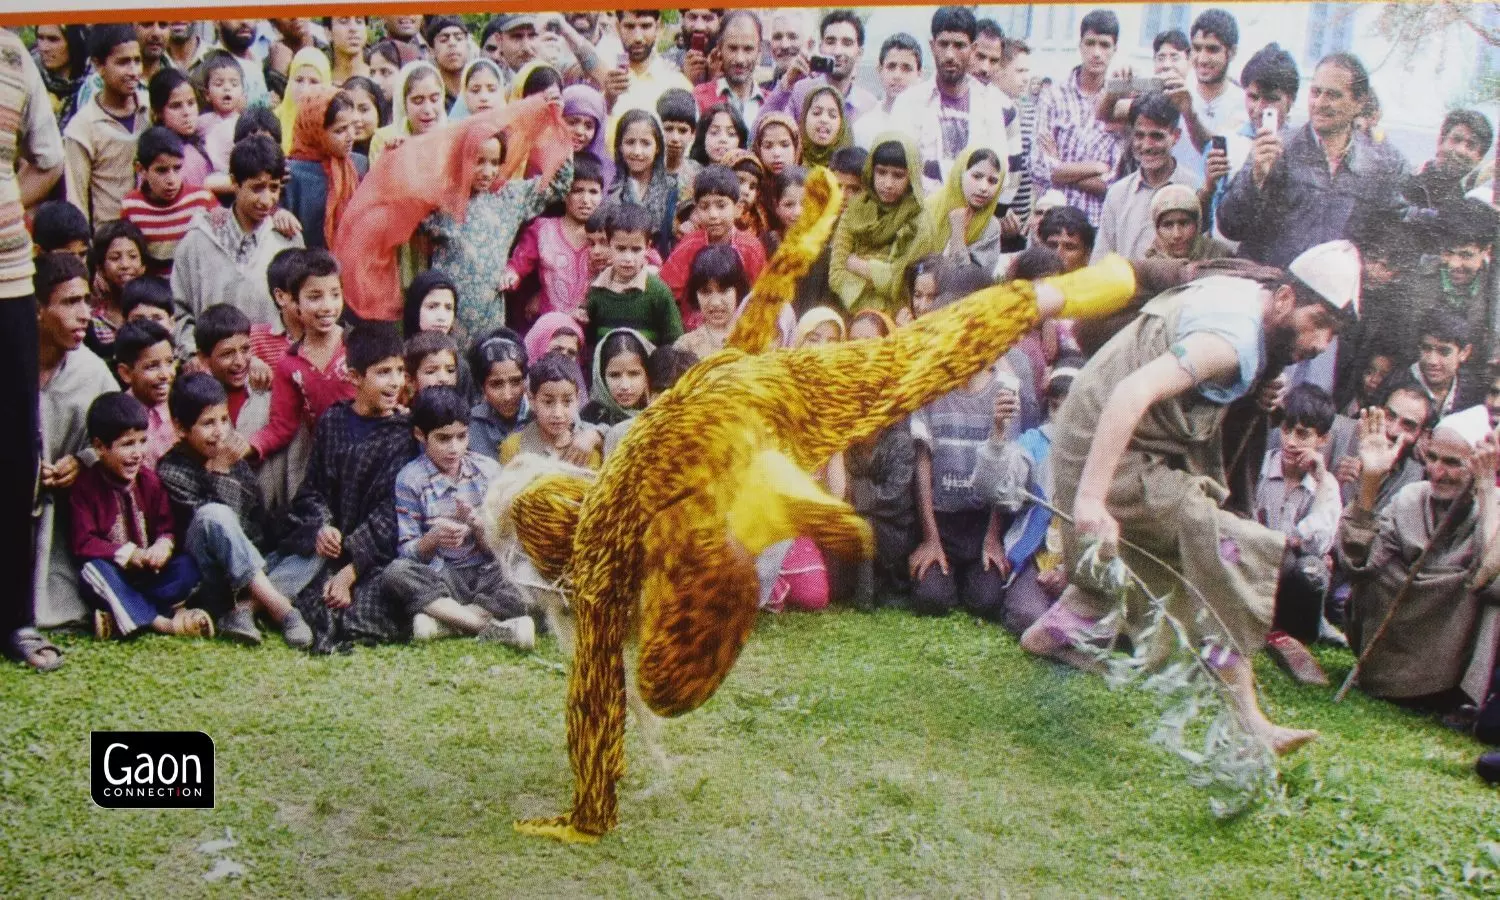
[
  {"left": 915, "top": 446, "right": 940, "bottom": 542},
  {"left": 18, "top": 161, "right": 61, "bottom": 209},
  {"left": 1050, "top": 161, "right": 1106, "bottom": 186},
  {"left": 1075, "top": 383, "right": 1150, "bottom": 506}
]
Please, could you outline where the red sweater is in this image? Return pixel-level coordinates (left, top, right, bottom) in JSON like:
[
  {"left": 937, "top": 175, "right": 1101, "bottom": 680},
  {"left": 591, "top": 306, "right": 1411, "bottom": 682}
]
[
  {"left": 120, "top": 187, "right": 219, "bottom": 276},
  {"left": 249, "top": 339, "right": 355, "bottom": 459},
  {"left": 658, "top": 227, "right": 766, "bottom": 331},
  {"left": 69, "top": 463, "right": 175, "bottom": 564}
]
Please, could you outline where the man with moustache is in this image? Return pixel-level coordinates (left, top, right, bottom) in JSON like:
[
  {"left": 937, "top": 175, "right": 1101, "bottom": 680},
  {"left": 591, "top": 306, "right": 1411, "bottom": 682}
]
[
  {"left": 1021, "top": 240, "right": 1363, "bottom": 757},
  {"left": 1091, "top": 93, "right": 1201, "bottom": 261},
  {"left": 691, "top": 10, "right": 767, "bottom": 123}
]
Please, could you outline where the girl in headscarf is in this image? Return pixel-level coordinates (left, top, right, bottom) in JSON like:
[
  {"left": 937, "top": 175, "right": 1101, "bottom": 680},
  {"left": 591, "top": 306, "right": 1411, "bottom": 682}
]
[
  {"left": 581, "top": 328, "right": 654, "bottom": 428},
  {"left": 284, "top": 86, "right": 367, "bottom": 250},
  {"left": 333, "top": 96, "right": 573, "bottom": 324},
  {"left": 562, "top": 84, "right": 614, "bottom": 188},
  {"left": 751, "top": 112, "right": 800, "bottom": 177},
  {"left": 792, "top": 305, "right": 847, "bottom": 347},
  {"left": 524, "top": 312, "right": 587, "bottom": 386},
  {"left": 273, "top": 46, "right": 332, "bottom": 153},
  {"left": 917, "top": 146, "right": 1005, "bottom": 275},
  {"left": 719, "top": 148, "right": 769, "bottom": 237},
  {"left": 509, "top": 61, "right": 564, "bottom": 105},
  {"left": 340, "top": 75, "right": 387, "bottom": 158},
  {"left": 829, "top": 133, "right": 926, "bottom": 316},
  {"left": 448, "top": 58, "right": 505, "bottom": 122},
  {"left": 368, "top": 60, "right": 447, "bottom": 161},
  {"left": 796, "top": 83, "right": 851, "bottom": 169},
  {"left": 607, "top": 109, "right": 679, "bottom": 257},
  {"left": 366, "top": 39, "right": 417, "bottom": 104},
  {"left": 467, "top": 327, "right": 533, "bottom": 458}
]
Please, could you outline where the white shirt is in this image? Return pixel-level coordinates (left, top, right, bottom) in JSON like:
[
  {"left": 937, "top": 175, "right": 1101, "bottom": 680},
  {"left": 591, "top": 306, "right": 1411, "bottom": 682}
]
[
  {"left": 888, "top": 76, "right": 1017, "bottom": 199},
  {"left": 1173, "top": 79, "right": 1248, "bottom": 176}
]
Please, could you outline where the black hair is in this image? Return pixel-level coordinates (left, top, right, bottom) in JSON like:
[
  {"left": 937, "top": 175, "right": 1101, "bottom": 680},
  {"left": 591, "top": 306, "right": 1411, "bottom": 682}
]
[
  {"left": 480, "top": 17, "right": 508, "bottom": 47},
  {"left": 34, "top": 252, "right": 90, "bottom": 306},
  {"left": 1418, "top": 306, "right": 1472, "bottom": 349},
  {"left": 606, "top": 202, "right": 655, "bottom": 240},
  {"left": 36, "top": 24, "right": 89, "bottom": 81},
  {"left": 829, "top": 146, "right": 867, "bottom": 176},
  {"left": 194, "top": 303, "right": 252, "bottom": 357},
  {"left": 287, "top": 248, "right": 340, "bottom": 300},
  {"left": 870, "top": 140, "right": 908, "bottom": 171},
  {"left": 87, "top": 24, "right": 137, "bottom": 63},
  {"left": 1281, "top": 382, "right": 1336, "bottom": 435},
  {"left": 119, "top": 276, "right": 174, "bottom": 320},
  {"left": 685, "top": 243, "right": 748, "bottom": 308},
  {"left": 1007, "top": 246, "right": 1065, "bottom": 281},
  {"left": 1435, "top": 199, "right": 1499, "bottom": 251},
  {"left": 411, "top": 385, "right": 470, "bottom": 434},
  {"left": 975, "top": 18, "right": 1005, "bottom": 43},
  {"left": 647, "top": 346, "right": 697, "bottom": 392},
  {"left": 528, "top": 351, "right": 584, "bottom": 393},
  {"left": 597, "top": 329, "right": 651, "bottom": 380},
  {"left": 585, "top": 206, "right": 613, "bottom": 233},
  {"left": 1379, "top": 373, "right": 1437, "bottom": 429},
  {"left": 87, "top": 392, "right": 149, "bottom": 446},
  {"left": 1079, "top": 10, "right": 1119, "bottom": 42},
  {"left": 616, "top": 9, "right": 663, "bottom": 22},
  {"left": 1441, "top": 109, "right": 1495, "bottom": 155},
  {"left": 89, "top": 220, "right": 147, "bottom": 276},
  {"left": 1001, "top": 37, "right": 1032, "bottom": 65},
  {"left": 422, "top": 15, "right": 466, "bottom": 48},
  {"left": 693, "top": 164, "right": 740, "bottom": 204},
  {"left": 1153, "top": 29, "right": 1190, "bottom": 56},
  {"left": 341, "top": 75, "right": 391, "bottom": 128},
  {"left": 1190, "top": 8, "right": 1239, "bottom": 50},
  {"left": 168, "top": 371, "right": 228, "bottom": 428},
  {"left": 147, "top": 67, "right": 195, "bottom": 122},
  {"left": 199, "top": 52, "right": 244, "bottom": 91},
  {"left": 1241, "top": 43, "right": 1300, "bottom": 103},
  {"left": 965, "top": 147, "right": 1003, "bottom": 173},
  {"left": 32, "top": 201, "right": 91, "bottom": 252},
  {"left": 878, "top": 33, "right": 923, "bottom": 69},
  {"left": 1038, "top": 206, "right": 1097, "bottom": 250},
  {"left": 1317, "top": 52, "right": 1372, "bottom": 101},
  {"left": 572, "top": 152, "right": 605, "bottom": 188},
  {"left": 1128, "top": 92, "right": 1182, "bottom": 130},
  {"left": 656, "top": 87, "right": 699, "bottom": 128},
  {"left": 113, "top": 319, "right": 173, "bottom": 367},
  {"left": 1046, "top": 354, "right": 1086, "bottom": 401},
  {"left": 930, "top": 6, "right": 977, "bottom": 41},
  {"left": 903, "top": 252, "right": 945, "bottom": 299},
  {"left": 468, "top": 327, "right": 529, "bottom": 382},
  {"left": 689, "top": 103, "right": 748, "bottom": 166},
  {"left": 267, "top": 247, "right": 304, "bottom": 297},
  {"left": 403, "top": 329, "right": 459, "bottom": 377},
  {"left": 613, "top": 108, "right": 664, "bottom": 174},
  {"left": 366, "top": 40, "right": 408, "bottom": 73},
  {"left": 403, "top": 268, "right": 460, "bottom": 336},
  {"left": 324, "top": 91, "right": 356, "bottom": 130},
  {"left": 820, "top": 9, "right": 864, "bottom": 46},
  {"left": 522, "top": 64, "right": 563, "bottom": 98},
  {"left": 345, "top": 322, "right": 404, "bottom": 373},
  {"left": 230, "top": 134, "right": 285, "bottom": 184},
  {"left": 233, "top": 106, "right": 282, "bottom": 145},
  {"left": 136, "top": 125, "right": 185, "bottom": 167}
]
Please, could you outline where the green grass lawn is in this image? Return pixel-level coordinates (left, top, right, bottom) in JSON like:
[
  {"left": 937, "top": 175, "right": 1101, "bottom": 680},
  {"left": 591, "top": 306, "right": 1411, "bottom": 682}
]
[{"left": 4, "top": 609, "right": 1500, "bottom": 898}]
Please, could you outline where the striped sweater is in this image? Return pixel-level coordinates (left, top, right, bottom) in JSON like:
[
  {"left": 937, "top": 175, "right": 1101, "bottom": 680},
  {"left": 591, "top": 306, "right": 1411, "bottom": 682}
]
[
  {"left": 0, "top": 34, "right": 35, "bottom": 299},
  {"left": 121, "top": 186, "right": 219, "bottom": 276}
]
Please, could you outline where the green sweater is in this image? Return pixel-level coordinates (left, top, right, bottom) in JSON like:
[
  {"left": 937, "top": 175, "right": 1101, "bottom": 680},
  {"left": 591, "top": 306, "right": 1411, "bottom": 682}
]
[{"left": 585, "top": 273, "right": 684, "bottom": 346}]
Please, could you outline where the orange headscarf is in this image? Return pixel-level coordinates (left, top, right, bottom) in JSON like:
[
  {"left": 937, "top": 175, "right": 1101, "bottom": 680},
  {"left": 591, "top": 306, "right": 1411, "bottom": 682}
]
[
  {"left": 290, "top": 85, "right": 360, "bottom": 251},
  {"left": 719, "top": 148, "right": 770, "bottom": 236},
  {"left": 333, "top": 95, "right": 573, "bottom": 322}
]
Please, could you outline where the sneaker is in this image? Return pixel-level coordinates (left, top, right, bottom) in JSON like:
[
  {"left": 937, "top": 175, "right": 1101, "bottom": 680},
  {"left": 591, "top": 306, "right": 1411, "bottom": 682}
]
[
  {"left": 412, "top": 613, "right": 462, "bottom": 641},
  {"left": 218, "top": 605, "right": 263, "bottom": 646},
  {"left": 1266, "top": 631, "right": 1328, "bottom": 686},
  {"left": 479, "top": 615, "right": 536, "bottom": 651},
  {"left": 93, "top": 609, "right": 116, "bottom": 641},
  {"left": 280, "top": 609, "right": 312, "bottom": 650}
]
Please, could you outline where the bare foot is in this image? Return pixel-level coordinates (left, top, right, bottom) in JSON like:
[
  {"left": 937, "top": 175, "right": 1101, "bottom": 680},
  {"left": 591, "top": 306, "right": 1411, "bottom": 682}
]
[
  {"left": 1020, "top": 621, "right": 1107, "bottom": 674},
  {"left": 1255, "top": 724, "right": 1320, "bottom": 757}
]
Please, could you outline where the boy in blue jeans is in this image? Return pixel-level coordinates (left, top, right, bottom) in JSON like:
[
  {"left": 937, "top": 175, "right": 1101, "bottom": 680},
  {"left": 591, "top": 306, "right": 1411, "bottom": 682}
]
[
  {"left": 155, "top": 373, "right": 317, "bottom": 648},
  {"left": 72, "top": 392, "right": 209, "bottom": 639},
  {"left": 381, "top": 386, "right": 534, "bottom": 648}
]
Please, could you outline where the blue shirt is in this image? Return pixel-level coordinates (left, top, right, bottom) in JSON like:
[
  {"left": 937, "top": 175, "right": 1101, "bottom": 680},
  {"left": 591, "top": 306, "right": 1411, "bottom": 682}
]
[{"left": 394, "top": 451, "right": 500, "bottom": 570}]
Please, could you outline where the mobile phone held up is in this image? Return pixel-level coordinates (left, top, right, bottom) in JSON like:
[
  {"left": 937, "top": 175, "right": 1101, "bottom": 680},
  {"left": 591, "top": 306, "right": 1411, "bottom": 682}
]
[
  {"left": 1210, "top": 135, "right": 1227, "bottom": 153},
  {"left": 690, "top": 32, "right": 707, "bottom": 54},
  {"left": 1261, "top": 108, "right": 1280, "bottom": 135},
  {"left": 1104, "top": 75, "right": 1164, "bottom": 95},
  {"left": 809, "top": 54, "right": 835, "bottom": 75}
]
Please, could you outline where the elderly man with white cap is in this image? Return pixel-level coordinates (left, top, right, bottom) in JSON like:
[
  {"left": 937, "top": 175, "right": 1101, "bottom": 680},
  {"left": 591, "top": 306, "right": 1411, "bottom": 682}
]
[
  {"left": 1339, "top": 402, "right": 1500, "bottom": 709},
  {"left": 1020, "top": 239, "right": 1364, "bottom": 755}
]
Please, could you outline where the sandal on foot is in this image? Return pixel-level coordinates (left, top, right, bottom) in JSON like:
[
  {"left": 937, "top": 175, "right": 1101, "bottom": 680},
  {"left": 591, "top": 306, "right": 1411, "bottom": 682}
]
[
  {"left": 7, "top": 627, "right": 63, "bottom": 672},
  {"left": 171, "top": 609, "right": 215, "bottom": 638}
]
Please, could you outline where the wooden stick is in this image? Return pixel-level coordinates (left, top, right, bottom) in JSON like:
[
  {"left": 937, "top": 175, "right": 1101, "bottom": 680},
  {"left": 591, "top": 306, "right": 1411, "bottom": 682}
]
[{"left": 1332, "top": 496, "right": 1470, "bottom": 702}]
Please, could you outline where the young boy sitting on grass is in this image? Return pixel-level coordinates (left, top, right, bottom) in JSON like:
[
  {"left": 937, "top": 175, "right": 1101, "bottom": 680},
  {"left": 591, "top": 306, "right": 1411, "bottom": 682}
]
[
  {"left": 110, "top": 319, "right": 177, "bottom": 469},
  {"left": 659, "top": 164, "right": 767, "bottom": 328},
  {"left": 120, "top": 126, "right": 219, "bottom": 277},
  {"left": 73, "top": 392, "right": 210, "bottom": 640},
  {"left": 382, "top": 386, "right": 535, "bottom": 648},
  {"left": 155, "top": 373, "right": 316, "bottom": 648},
  {"left": 584, "top": 203, "right": 684, "bottom": 347},
  {"left": 280, "top": 324, "right": 418, "bottom": 651}
]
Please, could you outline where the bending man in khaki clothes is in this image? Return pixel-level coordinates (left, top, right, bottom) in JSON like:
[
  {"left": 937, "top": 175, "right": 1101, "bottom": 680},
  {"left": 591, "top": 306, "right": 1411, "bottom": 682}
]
[{"left": 1021, "top": 242, "right": 1364, "bottom": 755}]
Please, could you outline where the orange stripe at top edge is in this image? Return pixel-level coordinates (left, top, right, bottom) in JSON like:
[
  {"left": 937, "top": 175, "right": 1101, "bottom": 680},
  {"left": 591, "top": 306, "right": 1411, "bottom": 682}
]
[{"left": 0, "top": 0, "right": 1174, "bottom": 30}]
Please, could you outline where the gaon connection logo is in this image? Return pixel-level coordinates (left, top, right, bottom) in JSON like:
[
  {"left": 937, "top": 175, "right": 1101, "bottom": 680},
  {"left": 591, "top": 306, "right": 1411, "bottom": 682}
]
[{"left": 90, "top": 731, "right": 215, "bottom": 809}]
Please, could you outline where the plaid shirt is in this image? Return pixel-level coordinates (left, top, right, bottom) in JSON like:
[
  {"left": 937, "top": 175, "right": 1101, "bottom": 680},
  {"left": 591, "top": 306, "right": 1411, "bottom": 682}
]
[
  {"left": 395, "top": 452, "right": 501, "bottom": 571},
  {"left": 155, "top": 442, "right": 273, "bottom": 548},
  {"left": 1030, "top": 66, "right": 1122, "bottom": 225}
]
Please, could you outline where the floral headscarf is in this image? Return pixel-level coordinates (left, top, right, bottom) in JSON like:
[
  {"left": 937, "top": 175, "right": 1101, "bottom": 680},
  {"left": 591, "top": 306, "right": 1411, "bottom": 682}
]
[
  {"left": 719, "top": 148, "right": 770, "bottom": 235},
  {"left": 290, "top": 84, "right": 361, "bottom": 250},
  {"left": 751, "top": 112, "right": 802, "bottom": 169}
]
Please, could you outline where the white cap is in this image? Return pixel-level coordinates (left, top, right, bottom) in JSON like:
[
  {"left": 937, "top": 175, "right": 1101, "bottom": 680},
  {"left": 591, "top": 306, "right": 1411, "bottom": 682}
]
[
  {"left": 1288, "top": 239, "right": 1362, "bottom": 318},
  {"left": 1435, "top": 405, "right": 1493, "bottom": 449}
]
